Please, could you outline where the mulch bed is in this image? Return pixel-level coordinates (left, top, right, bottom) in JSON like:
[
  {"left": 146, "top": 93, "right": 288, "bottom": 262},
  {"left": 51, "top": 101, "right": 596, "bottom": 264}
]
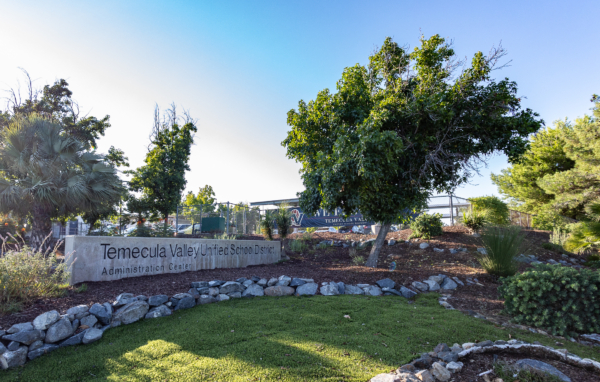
[
  {"left": 0, "top": 227, "right": 586, "bottom": 330},
  {"left": 458, "top": 352, "right": 598, "bottom": 382}
]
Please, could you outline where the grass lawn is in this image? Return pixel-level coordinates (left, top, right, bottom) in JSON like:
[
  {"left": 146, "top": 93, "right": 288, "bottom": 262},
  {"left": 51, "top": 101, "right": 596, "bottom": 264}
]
[{"left": 2, "top": 294, "right": 598, "bottom": 382}]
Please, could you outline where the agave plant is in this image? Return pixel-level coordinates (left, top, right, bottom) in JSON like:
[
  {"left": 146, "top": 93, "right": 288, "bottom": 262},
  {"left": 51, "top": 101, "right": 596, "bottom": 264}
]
[{"left": 0, "top": 114, "right": 124, "bottom": 250}]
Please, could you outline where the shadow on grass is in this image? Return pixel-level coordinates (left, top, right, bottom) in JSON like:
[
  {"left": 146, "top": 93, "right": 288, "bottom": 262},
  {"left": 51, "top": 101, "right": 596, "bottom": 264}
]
[{"left": 2, "top": 294, "right": 598, "bottom": 382}]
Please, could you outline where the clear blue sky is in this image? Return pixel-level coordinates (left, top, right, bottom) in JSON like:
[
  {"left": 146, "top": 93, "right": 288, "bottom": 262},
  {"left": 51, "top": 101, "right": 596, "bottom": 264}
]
[{"left": 1, "top": 0, "right": 598, "bottom": 203}]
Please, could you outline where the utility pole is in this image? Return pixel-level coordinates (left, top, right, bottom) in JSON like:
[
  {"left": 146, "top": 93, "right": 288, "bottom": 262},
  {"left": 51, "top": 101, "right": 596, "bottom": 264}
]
[{"left": 226, "top": 202, "right": 230, "bottom": 235}]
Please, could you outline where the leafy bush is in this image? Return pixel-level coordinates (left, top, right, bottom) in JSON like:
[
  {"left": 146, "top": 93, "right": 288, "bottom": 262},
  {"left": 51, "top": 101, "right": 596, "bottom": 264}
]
[
  {"left": 276, "top": 206, "right": 292, "bottom": 240},
  {"left": 499, "top": 264, "right": 600, "bottom": 336},
  {"left": 305, "top": 227, "right": 317, "bottom": 234},
  {"left": 564, "top": 221, "right": 600, "bottom": 254},
  {"left": 541, "top": 242, "right": 565, "bottom": 253},
  {"left": 477, "top": 225, "right": 525, "bottom": 277},
  {"left": 349, "top": 248, "right": 364, "bottom": 265},
  {"left": 300, "top": 231, "right": 312, "bottom": 241},
  {"left": 260, "top": 211, "right": 275, "bottom": 241},
  {"left": 128, "top": 224, "right": 155, "bottom": 237},
  {"left": 462, "top": 210, "right": 486, "bottom": 232},
  {"left": 549, "top": 227, "right": 569, "bottom": 247},
  {"left": 584, "top": 254, "right": 600, "bottom": 268},
  {"left": 0, "top": 239, "right": 69, "bottom": 313},
  {"left": 288, "top": 239, "right": 308, "bottom": 253},
  {"left": 409, "top": 213, "right": 443, "bottom": 239},
  {"left": 470, "top": 196, "right": 510, "bottom": 225}
]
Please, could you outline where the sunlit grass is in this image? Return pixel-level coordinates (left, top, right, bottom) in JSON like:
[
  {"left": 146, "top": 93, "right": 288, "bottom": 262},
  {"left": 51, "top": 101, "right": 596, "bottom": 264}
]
[{"left": 1, "top": 294, "right": 598, "bottom": 381}]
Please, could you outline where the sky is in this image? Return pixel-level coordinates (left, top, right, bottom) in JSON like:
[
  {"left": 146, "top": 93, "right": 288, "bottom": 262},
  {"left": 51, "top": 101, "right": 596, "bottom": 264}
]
[{"left": 1, "top": 0, "right": 598, "bottom": 206}]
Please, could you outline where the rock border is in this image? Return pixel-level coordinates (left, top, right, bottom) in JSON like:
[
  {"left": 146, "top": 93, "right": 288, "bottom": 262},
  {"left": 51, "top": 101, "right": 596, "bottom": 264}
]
[{"left": 370, "top": 339, "right": 600, "bottom": 382}]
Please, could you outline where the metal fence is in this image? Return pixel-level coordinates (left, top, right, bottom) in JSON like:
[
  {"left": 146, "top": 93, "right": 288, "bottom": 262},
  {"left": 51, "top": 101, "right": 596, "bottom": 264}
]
[{"left": 175, "top": 202, "right": 261, "bottom": 235}]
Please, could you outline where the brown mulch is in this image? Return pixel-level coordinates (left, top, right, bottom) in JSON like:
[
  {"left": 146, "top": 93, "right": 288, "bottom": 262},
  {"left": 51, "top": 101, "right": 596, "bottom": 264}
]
[
  {"left": 458, "top": 352, "right": 598, "bottom": 382},
  {"left": 0, "top": 227, "right": 588, "bottom": 330}
]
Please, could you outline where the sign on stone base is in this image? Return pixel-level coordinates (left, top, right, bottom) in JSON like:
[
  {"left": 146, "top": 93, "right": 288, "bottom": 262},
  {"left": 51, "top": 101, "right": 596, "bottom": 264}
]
[{"left": 65, "top": 236, "right": 280, "bottom": 285}]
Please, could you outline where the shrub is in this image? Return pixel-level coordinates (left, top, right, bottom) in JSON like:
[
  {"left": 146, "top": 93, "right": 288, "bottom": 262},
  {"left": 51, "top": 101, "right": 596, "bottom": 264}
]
[
  {"left": 349, "top": 248, "right": 364, "bottom": 265},
  {"left": 462, "top": 210, "right": 486, "bottom": 233},
  {"left": 477, "top": 225, "right": 525, "bottom": 277},
  {"left": 305, "top": 227, "right": 318, "bottom": 234},
  {"left": 469, "top": 196, "right": 509, "bottom": 225},
  {"left": 129, "top": 224, "right": 155, "bottom": 237},
  {"left": 549, "top": 227, "right": 569, "bottom": 247},
  {"left": 260, "top": 211, "right": 275, "bottom": 241},
  {"left": 499, "top": 264, "right": 600, "bottom": 336},
  {"left": 0, "top": 215, "right": 19, "bottom": 237},
  {"left": 409, "top": 213, "right": 443, "bottom": 239},
  {"left": 288, "top": 239, "right": 308, "bottom": 253},
  {"left": 0, "top": 239, "right": 69, "bottom": 313}
]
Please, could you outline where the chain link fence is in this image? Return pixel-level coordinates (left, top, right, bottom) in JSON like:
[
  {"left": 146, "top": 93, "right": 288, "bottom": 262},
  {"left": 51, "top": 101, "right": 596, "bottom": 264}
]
[{"left": 176, "top": 202, "right": 261, "bottom": 235}]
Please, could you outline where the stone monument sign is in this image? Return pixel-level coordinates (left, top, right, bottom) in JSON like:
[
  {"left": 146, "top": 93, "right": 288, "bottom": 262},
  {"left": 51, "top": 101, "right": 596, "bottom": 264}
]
[{"left": 65, "top": 236, "right": 280, "bottom": 285}]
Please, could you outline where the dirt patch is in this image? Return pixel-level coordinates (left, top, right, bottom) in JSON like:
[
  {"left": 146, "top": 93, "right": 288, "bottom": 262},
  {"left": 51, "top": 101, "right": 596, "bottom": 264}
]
[
  {"left": 0, "top": 227, "right": 589, "bottom": 329},
  {"left": 458, "top": 352, "right": 598, "bottom": 382}
]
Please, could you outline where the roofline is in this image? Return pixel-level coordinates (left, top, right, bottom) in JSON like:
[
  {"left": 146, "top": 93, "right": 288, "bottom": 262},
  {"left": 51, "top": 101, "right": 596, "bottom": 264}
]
[{"left": 250, "top": 198, "right": 300, "bottom": 206}]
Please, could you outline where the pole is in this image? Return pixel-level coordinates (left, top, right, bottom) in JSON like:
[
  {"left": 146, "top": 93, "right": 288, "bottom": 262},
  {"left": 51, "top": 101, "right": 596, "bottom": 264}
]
[
  {"left": 175, "top": 205, "right": 179, "bottom": 235},
  {"left": 243, "top": 207, "right": 246, "bottom": 235},
  {"left": 449, "top": 193, "right": 454, "bottom": 226},
  {"left": 226, "top": 202, "right": 230, "bottom": 235}
]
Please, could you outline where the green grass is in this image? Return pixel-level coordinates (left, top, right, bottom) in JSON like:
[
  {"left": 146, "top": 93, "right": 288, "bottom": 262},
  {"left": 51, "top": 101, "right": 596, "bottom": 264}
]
[{"left": 2, "top": 295, "right": 598, "bottom": 381}]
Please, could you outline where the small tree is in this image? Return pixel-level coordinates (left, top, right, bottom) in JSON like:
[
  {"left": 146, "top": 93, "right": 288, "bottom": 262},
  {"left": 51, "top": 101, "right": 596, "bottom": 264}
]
[
  {"left": 276, "top": 205, "right": 292, "bottom": 259},
  {"left": 128, "top": 105, "right": 197, "bottom": 230},
  {"left": 283, "top": 35, "right": 542, "bottom": 267}
]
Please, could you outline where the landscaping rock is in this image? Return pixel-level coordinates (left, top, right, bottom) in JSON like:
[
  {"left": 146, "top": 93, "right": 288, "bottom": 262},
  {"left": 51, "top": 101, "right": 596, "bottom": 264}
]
[
  {"left": 337, "top": 282, "right": 345, "bottom": 294},
  {"left": 320, "top": 284, "right": 340, "bottom": 296},
  {"left": 388, "top": 240, "right": 396, "bottom": 246},
  {"left": 196, "top": 287, "right": 210, "bottom": 294},
  {"left": 219, "top": 281, "right": 243, "bottom": 294},
  {"left": 419, "top": 243, "right": 430, "bottom": 249},
  {"left": 66, "top": 305, "right": 89, "bottom": 318},
  {"left": 6, "top": 342, "right": 19, "bottom": 351},
  {"left": 172, "top": 293, "right": 192, "bottom": 300},
  {"left": 376, "top": 278, "right": 396, "bottom": 289},
  {"left": 235, "top": 277, "right": 247, "bottom": 284},
  {"left": 218, "top": 294, "right": 230, "bottom": 301},
  {"left": 370, "top": 373, "right": 402, "bottom": 382},
  {"left": 59, "top": 331, "right": 86, "bottom": 347},
  {"left": 242, "top": 279, "right": 254, "bottom": 288},
  {"left": 433, "top": 248, "right": 444, "bottom": 252},
  {"left": 29, "top": 340, "right": 43, "bottom": 352},
  {"left": 145, "top": 305, "right": 172, "bottom": 319},
  {"left": 174, "top": 296, "right": 195, "bottom": 310},
  {"left": 428, "top": 275, "right": 444, "bottom": 284},
  {"left": 27, "top": 344, "right": 57, "bottom": 361},
  {"left": 187, "top": 288, "right": 200, "bottom": 296},
  {"left": 0, "top": 343, "right": 5, "bottom": 356},
  {"left": 476, "top": 340, "right": 494, "bottom": 347},
  {"left": 136, "top": 295, "right": 148, "bottom": 301},
  {"left": 363, "top": 285, "right": 382, "bottom": 296},
  {"left": 277, "top": 275, "right": 292, "bottom": 286},
  {"left": 267, "top": 277, "right": 278, "bottom": 286},
  {"left": 208, "top": 287, "right": 219, "bottom": 296},
  {"left": 344, "top": 285, "right": 365, "bottom": 295},
  {"left": 400, "top": 286, "right": 418, "bottom": 299},
  {"left": 257, "top": 278, "right": 268, "bottom": 287},
  {"left": 462, "top": 342, "right": 476, "bottom": 350},
  {"left": 242, "top": 284, "right": 264, "bottom": 297},
  {"left": 45, "top": 317, "right": 74, "bottom": 343},
  {"left": 251, "top": 276, "right": 261, "bottom": 282},
  {"left": 3, "top": 329, "right": 44, "bottom": 345},
  {"left": 112, "top": 301, "right": 149, "bottom": 326},
  {"left": 477, "top": 247, "right": 487, "bottom": 255},
  {"left": 397, "top": 364, "right": 415, "bottom": 373},
  {"left": 82, "top": 328, "right": 103, "bottom": 344},
  {"left": 446, "top": 361, "right": 463, "bottom": 373},
  {"left": 295, "top": 282, "right": 318, "bottom": 296},
  {"left": 7, "top": 322, "right": 33, "bottom": 334},
  {"left": 515, "top": 359, "right": 571, "bottom": 382},
  {"left": 382, "top": 287, "right": 402, "bottom": 296},
  {"left": 264, "top": 286, "right": 295, "bottom": 297},
  {"left": 208, "top": 280, "right": 225, "bottom": 287},
  {"left": 431, "top": 362, "right": 451, "bottom": 381},
  {"left": 412, "top": 281, "right": 429, "bottom": 291},
  {"left": 415, "top": 370, "right": 434, "bottom": 382},
  {"left": 440, "top": 278, "right": 458, "bottom": 290},
  {"left": 440, "top": 352, "right": 459, "bottom": 363},
  {"left": 90, "top": 303, "right": 112, "bottom": 325},
  {"left": 412, "top": 355, "right": 433, "bottom": 368},
  {"left": 148, "top": 295, "right": 169, "bottom": 307},
  {"left": 191, "top": 281, "right": 208, "bottom": 288},
  {"left": 198, "top": 295, "right": 217, "bottom": 304},
  {"left": 227, "top": 292, "right": 242, "bottom": 298},
  {"left": 80, "top": 314, "right": 98, "bottom": 328},
  {"left": 1, "top": 347, "right": 27, "bottom": 368},
  {"left": 290, "top": 278, "right": 306, "bottom": 287},
  {"left": 113, "top": 293, "right": 136, "bottom": 307},
  {"left": 423, "top": 280, "right": 440, "bottom": 291},
  {"left": 434, "top": 343, "right": 450, "bottom": 353},
  {"left": 451, "top": 277, "right": 464, "bottom": 286}
]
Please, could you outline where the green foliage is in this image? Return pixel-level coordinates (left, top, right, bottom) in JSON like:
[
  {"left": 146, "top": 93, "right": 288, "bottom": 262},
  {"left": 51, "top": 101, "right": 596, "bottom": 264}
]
[
  {"left": 477, "top": 225, "right": 525, "bottom": 277},
  {"left": 499, "top": 264, "right": 600, "bottom": 336},
  {"left": 563, "top": 201, "right": 600, "bottom": 254},
  {"left": 0, "top": 114, "right": 124, "bottom": 249},
  {"left": 469, "top": 196, "right": 509, "bottom": 225},
  {"left": 182, "top": 185, "right": 217, "bottom": 223},
  {"left": 276, "top": 205, "right": 292, "bottom": 240},
  {"left": 128, "top": 106, "right": 197, "bottom": 227},
  {"left": 260, "top": 210, "right": 275, "bottom": 241},
  {"left": 550, "top": 227, "right": 570, "bottom": 246},
  {"left": 409, "top": 213, "right": 443, "bottom": 240},
  {"left": 128, "top": 224, "right": 155, "bottom": 237},
  {"left": 305, "top": 227, "right": 317, "bottom": 234},
  {"left": 0, "top": 215, "right": 19, "bottom": 237},
  {"left": 0, "top": 241, "right": 69, "bottom": 313},
  {"left": 75, "top": 283, "right": 88, "bottom": 293},
  {"left": 213, "top": 233, "right": 236, "bottom": 240},
  {"left": 461, "top": 209, "right": 486, "bottom": 232},
  {"left": 492, "top": 97, "right": 600, "bottom": 227},
  {"left": 349, "top": 248, "right": 365, "bottom": 265},
  {"left": 288, "top": 239, "right": 308, "bottom": 253}
]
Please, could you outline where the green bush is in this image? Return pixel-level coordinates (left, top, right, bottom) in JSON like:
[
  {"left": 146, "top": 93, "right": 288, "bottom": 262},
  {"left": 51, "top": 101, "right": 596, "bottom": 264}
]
[
  {"left": 477, "top": 225, "right": 525, "bottom": 277},
  {"left": 129, "top": 224, "right": 155, "bottom": 237},
  {"left": 470, "top": 196, "right": 509, "bottom": 225},
  {"left": 305, "top": 227, "right": 317, "bottom": 234},
  {"left": 499, "top": 264, "right": 600, "bottom": 336},
  {"left": 260, "top": 211, "right": 275, "bottom": 241},
  {"left": 409, "top": 213, "right": 443, "bottom": 239},
  {"left": 0, "top": 215, "right": 19, "bottom": 237},
  {"left": 0, "top": 242, "right": 69, "bottom": 313},
  {"left": 288, "top": 239, "right": 308, "bottom": 252},
  {"left": 462, "top": 210, "right": 486, "bottom": 232}
]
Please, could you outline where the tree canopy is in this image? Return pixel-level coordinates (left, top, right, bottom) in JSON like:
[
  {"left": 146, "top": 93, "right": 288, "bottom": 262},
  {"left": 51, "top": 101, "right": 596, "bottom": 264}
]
[
  {"left": 128, "top": 106, "right": 197, "bottom": 227},
  {"left": 283, "top": 35, "right": 542, "bottom": 266},
  {"left": 492, "top": 96, "right": 600, "bottom": 228}
]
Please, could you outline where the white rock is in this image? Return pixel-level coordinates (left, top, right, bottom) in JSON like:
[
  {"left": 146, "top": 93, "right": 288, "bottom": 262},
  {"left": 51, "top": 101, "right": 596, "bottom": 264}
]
[
  {"left": 33, "top": 310, "right": 60, "bottom": 330},
  {"left": 419, "top": 243, "right": 430, "bottom": 249},
  {"left": 431, "top": 362, "right": 451, "bottom": 381},
  {"left": 446, "top": 361, "right": 463, "bottom": 373}
]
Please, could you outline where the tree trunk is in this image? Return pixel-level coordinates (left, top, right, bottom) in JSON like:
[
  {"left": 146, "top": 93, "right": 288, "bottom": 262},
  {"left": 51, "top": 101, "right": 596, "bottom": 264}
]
[
  {"left": 365, "top": 223, "right": 392, "bottom": 268},
  {"left": 30, "top": 203, "right": 54, "bottom": 253}
]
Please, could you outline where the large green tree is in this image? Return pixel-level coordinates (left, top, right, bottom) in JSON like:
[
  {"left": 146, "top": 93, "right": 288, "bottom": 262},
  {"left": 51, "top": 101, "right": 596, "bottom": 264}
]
[
  {"left": 0, "top": 115, "right": 124, "bottom": 249},
  {"left": 492, "top": 96, "right": 600, "bottom": 228},
  {"left": 283, "top": 35, "right": 542, "bottom": 267},
  {"left": 128, "top": 107, "right": 197, "bottom": 229},
  {"left": 182, "top": 185, "right": 216, "bottom": 222}
]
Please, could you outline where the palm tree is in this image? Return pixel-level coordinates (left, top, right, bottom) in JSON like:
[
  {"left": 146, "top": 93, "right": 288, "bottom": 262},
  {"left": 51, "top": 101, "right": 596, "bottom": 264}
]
[{"left": 0, "top": 114, "right": 124, "bottom": 250}]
